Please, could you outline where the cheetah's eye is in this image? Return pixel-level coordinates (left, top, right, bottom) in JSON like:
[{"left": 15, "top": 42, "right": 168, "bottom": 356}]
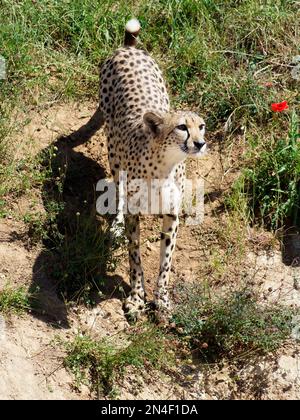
[
  {"left": 176, "top": 124, "right": 187, "bottom": 131},
  {"left": 199, "top": 124, "right": 205, "bottom": 130}
]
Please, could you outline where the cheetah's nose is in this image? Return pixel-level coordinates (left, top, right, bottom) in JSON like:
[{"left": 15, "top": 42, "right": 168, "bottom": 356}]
[{"left": 193, "top": 141, "right": 206, "bottom": 150}]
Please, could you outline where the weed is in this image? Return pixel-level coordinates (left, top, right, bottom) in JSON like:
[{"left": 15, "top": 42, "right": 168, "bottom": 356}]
[
  {"left": 0, "top": 285, "right": 31, "bottom": 314},
  {"left": 173, "top": 283, "right": 295, "bottom": 363},
  {"left": 64, "top": 325, "right": 173, "bottom": 397}
]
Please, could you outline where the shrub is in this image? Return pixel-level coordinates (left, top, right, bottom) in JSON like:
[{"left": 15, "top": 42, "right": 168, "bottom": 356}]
[{"left": 173, "top": 283, "right": 295, "bottom": 362}]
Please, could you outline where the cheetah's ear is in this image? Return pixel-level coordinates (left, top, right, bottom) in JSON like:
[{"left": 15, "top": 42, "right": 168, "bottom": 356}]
[{"left": 143, "top": 111, "right": 164, "bottom": 137}]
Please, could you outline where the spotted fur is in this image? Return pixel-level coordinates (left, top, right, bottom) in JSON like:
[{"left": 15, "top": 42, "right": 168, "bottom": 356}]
[{"left": 98, "top": 20, "right": 207, "bottom": 320}]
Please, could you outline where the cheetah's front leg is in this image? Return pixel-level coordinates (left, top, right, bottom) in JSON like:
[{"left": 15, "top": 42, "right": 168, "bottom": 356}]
[
  {"left": 123, "top": 214, "right": 146, "bottom": 320},
  {"left": 154, "top": 214, "right": 179, "bottom": 318}
]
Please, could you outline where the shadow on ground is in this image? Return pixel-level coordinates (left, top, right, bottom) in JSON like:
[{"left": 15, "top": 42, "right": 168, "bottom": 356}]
[
  {"left": 281, "top": 226, "right": 300, "bottom": 268},
  {"left": 29, "top": 107, "right": 129, "bottom": 328}
]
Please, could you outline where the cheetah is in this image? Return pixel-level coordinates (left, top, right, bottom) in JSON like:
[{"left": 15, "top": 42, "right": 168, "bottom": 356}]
[{"left": 98, "top": 19, "right": 207, "bottom": 320}]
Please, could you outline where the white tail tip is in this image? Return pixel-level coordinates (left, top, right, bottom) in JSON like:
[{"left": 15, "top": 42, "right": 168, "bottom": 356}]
[{"left": 125, "top": 18, "right": 141, "bottom": 33}]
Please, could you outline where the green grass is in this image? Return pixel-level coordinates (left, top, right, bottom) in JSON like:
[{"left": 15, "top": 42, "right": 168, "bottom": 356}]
[
  {"left": 0, "top": 285, "right": 31, "bottom": 314},
  {"left": 173, "top": 283, "right": 295, "bottom": 363},
  {"left": 1, "top": 1, "right": 299, "bottom": 113},
  {"left": 228, "top": 112, "right": 300, "bottom": 230},
  {"left": 64, "top": 325, "right": 173, "bottom": 397}
]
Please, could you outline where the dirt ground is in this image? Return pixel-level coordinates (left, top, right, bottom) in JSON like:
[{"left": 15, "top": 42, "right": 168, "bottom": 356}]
[{"left": 0, "top": 102, "right": 300, "bottom": 400}]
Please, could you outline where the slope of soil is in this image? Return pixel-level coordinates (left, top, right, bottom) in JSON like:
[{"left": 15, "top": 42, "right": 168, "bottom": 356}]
[{"left": 1, "top": 101, "right": 300, "bottom": 400}]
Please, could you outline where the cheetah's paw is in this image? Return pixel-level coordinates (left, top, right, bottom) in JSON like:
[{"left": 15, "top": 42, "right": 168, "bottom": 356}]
[{"left": 123, "top": 294, "right": 145, "bottom": 323}]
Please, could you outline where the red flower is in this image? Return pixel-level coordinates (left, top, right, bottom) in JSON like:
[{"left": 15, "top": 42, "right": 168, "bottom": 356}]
[{"left": 271, "top": 101, "right": 289, "bottom": 112}]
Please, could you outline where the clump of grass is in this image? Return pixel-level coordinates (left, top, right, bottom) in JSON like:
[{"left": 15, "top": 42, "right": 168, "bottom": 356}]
[
  {"left": 0, "top": 285, "right": 31, "bottom": 314},
  {"left": 228, "top": 113, "right": 300, "bottom": 230},
  {"left": 64, "top": 326, "right": 173, "bottom": 397},
  {"left": 173, "top": 283, "right": 295, "bottom": 363}
]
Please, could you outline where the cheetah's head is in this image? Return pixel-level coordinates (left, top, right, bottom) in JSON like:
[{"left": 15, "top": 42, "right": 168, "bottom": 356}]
[{"left": 143, "top": 111, "right": 207, "bottom": 162}]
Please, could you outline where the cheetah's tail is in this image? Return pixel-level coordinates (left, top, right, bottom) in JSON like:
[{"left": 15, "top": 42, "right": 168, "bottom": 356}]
[{"left": 124, "top": 18, "right": 141, "bottom": 47}]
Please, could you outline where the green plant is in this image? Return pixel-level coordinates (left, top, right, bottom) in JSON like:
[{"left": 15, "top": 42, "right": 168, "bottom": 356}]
[
  {"left": 173, "top": 283, "right": 295, "bottom": 362},
  {"left": 64, "top": 325, "right": 173, "bottom": 397},
  {"left": 229, "top": 113, "right": 300, "bottom": 229},
  {"left": 0, "top": 285, "right": 31, "bottom": 314}
]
